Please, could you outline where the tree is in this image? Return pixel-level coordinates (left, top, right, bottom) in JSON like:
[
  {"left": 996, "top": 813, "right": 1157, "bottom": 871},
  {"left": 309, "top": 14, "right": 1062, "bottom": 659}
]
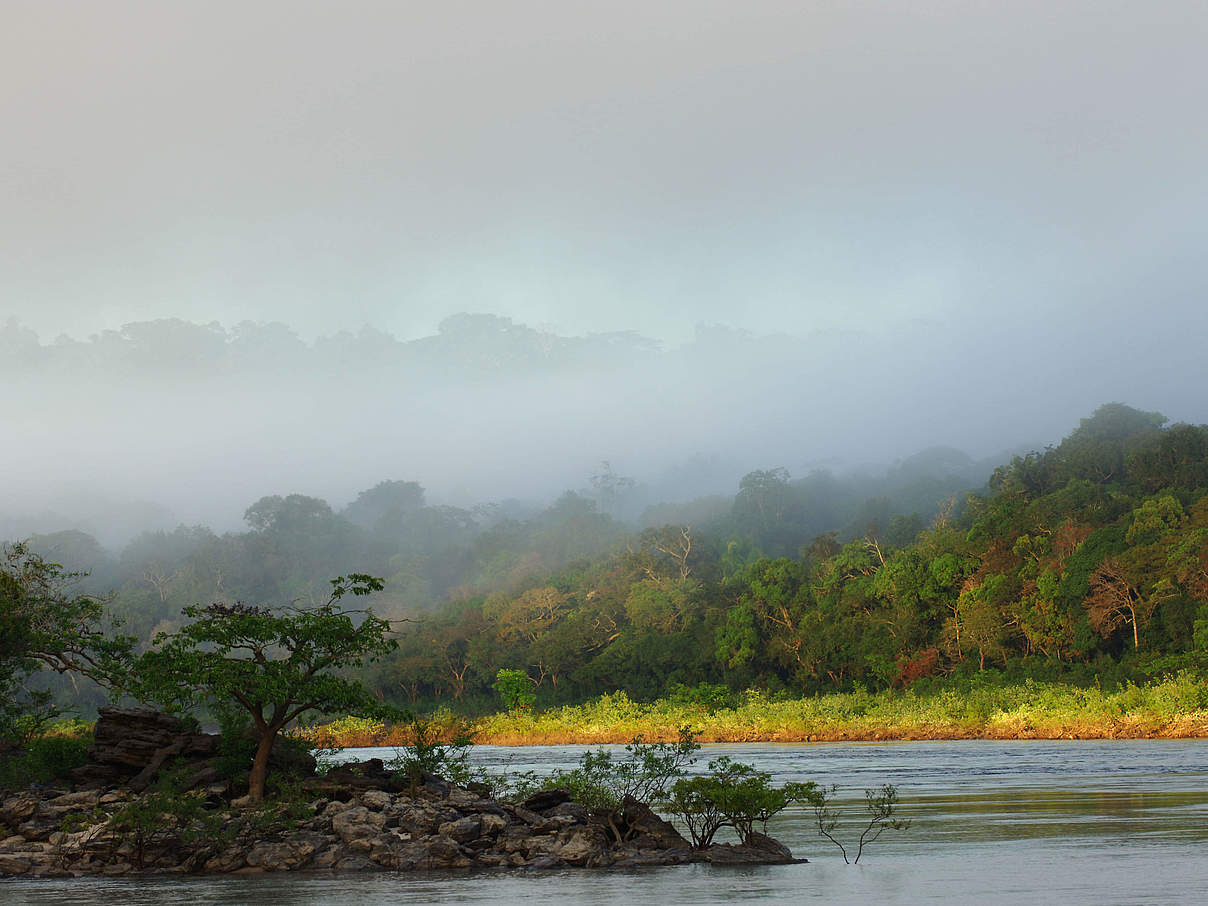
[
  {"left": 1085, "top": 558, "right": 1169, "bottom": 650},
  {"left": 342, "top": 480, "right": 425, "bottom": 531},
  {"left": 492, "top": 668, "right": 536, "bottom": 712},
  {"left": 0, "top": 542, "right": 132, "bottom": 739},
  {"left": 132, "top": 575, "right": 400, "bottom": 802}
]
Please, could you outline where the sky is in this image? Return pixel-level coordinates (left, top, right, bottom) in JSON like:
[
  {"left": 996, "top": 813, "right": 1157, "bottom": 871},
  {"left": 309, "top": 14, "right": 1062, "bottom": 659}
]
[
  {"left": 3, "top": 1, "right": 1208, "bottom": 541},
  {"left": 4, "top": 0, "right": 1206, "bottom": 343}
]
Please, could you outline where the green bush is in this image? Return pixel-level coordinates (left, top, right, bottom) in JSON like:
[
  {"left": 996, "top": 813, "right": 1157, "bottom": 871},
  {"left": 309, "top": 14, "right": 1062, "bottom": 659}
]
[
  {"left": 523, "top": 728, "right": 699, "bottom": 818},
  {"left": 657, "top": 755, "right": 816, "bottom": 848},
  {"left": 388, "top": 716, "right": 477, "bottom": 788},
  {"left": 0, "top": 733, "right": 91, "bottom": 791}
]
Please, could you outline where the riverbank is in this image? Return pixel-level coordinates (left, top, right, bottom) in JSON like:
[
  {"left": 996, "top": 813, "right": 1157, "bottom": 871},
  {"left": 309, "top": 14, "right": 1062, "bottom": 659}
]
[{"left": 305, "top": 674, "right": 1208, "bottom": 747}]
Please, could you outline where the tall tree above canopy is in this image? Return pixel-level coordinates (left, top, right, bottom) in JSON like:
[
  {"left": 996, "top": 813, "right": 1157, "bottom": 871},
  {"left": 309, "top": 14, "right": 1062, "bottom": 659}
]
[{"left": 342, "top": 480, "right": 426, "bottom": 531}]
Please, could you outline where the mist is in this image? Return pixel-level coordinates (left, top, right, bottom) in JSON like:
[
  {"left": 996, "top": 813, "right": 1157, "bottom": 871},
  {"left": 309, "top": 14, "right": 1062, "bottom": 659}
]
[
  {"left": 3, "top": 310, "right": 1204, "bottom": 546},
  {"left": 4, "top": 1, "right": 1208, "bottom": 543}
]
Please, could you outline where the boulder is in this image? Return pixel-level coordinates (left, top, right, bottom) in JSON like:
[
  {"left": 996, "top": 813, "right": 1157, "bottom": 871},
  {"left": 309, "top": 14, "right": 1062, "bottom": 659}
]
[
  {"left": 521, "top": 789, "right": 572, "bottom": 813},
  {"left": 331, "top": 806, "right": 386, "bottom": 845},
  {"left": 622, "top": 796, "right": 690, "bottom": 850},
  {"left": 437, "top": 815, "right": 481, "bottom": 843},
  {"left": 359, "top": 790, "right": 392, "bottom": 811},
  {"left": 555, "top": 825, "right": 611, "bottom": 865},
  {"left": 245, "top": 836, "right": 321, "bottom": 870}
]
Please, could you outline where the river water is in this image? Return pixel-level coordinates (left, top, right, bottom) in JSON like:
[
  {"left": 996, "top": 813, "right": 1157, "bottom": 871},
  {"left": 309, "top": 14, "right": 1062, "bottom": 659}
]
[{"left": 5, "top": 739, "right": 1207, "bottom": 904}]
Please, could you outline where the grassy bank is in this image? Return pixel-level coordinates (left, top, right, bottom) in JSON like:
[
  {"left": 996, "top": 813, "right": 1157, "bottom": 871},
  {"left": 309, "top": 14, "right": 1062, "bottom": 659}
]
[{"left": 304, "top": 672, "right": 1208, "bottom": 748}]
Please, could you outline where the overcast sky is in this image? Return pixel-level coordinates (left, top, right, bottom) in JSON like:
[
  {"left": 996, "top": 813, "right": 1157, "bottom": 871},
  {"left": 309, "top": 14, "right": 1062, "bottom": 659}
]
[{"left": 4, "top": 0, "right": 1206, "bottom": 343}]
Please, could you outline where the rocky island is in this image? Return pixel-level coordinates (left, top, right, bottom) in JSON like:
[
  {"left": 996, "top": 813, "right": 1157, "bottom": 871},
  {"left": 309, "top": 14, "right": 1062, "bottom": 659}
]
[{"left": 0, "top": 709, "right": 798, "bottom": 877}]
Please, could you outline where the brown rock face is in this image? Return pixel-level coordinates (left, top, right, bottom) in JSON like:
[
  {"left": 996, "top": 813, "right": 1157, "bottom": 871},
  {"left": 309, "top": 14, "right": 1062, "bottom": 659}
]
[{"left": 90, "top": 708, "right": 217, "bottom": 770}]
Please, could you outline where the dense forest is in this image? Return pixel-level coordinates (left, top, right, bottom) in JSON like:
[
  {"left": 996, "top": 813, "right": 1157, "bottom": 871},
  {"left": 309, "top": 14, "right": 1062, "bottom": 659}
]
[{"left": 12, "top": 403, "right": 1208, "bottom": 716}]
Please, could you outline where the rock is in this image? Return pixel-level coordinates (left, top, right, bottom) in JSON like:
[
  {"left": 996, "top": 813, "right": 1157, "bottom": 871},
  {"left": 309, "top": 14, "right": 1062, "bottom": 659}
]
[
  {"left": 480, "top": 813, "right": 508, "bottom": 836},
  {"left": 741, "top": 832, "right": 795, "bottom": 861},
  {"left": 555, "top": 825, "right": 610, "bottom": 865},
  {"left": 511, "top": 805, "right": 545, "bottom": 826},
  {"left": 331, "top": 806, "right": 386, "bottom": 845},
  {"left": 334, "top": 853, "right": 378, "bottom": 871},
  {"left": 0, "top": 793, "right": 40, "bottom": 828},
  {"left": 546, "top": 802, "right": 588, "bottom": 823},
  {"left": 522, "top": 789, "right": 572, "bottom": 813},
  {"left": 245, "top": 838, "right": 318, "bottom": 870},
  {"left": 204, "top": 848, "right": 247, "bottom": 872},
  {"left": 46, "top": 791, "right": 100, "bottom": 811},
  {"left": 705, "top": 833, "right": 797, "bottom": 865},
  {"left": 0, "top": 854, "right": 32, "bottom": 874},
  {"left": 87, "top": 708, "right": 217, "bottom": 772},
  {"left": 437, "top": 815, "right": 481, "bottom": 843},
  {"left": 360, "top": 790, "right": 392, "bottom": 811},
  {"left": 425, "top": 835, "right": 472, "bottom": 868},
  {"left": 622, "top": 796, "right": 690, "bottom": 850},
  {"left": 446, "top": 788, "right": 481, "bottom": 810}
]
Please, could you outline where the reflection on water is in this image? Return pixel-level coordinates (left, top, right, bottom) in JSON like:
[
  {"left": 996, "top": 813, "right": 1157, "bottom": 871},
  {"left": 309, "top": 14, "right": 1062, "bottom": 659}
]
[{"left": 5, "top": 740, "right": 1207, "bottom": 905}]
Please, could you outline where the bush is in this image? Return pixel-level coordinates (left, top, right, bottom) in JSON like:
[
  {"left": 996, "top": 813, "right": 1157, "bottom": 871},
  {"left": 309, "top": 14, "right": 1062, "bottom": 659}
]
[
  {"left": 518, "top": 728, "right": 699, "bottom": 821},
  {"left": 657, "top": 756, "right": 816, "bottom": 848},
  {"left": 0, "top": 733, "right": 91, "bottom": 791},
  {"left": 811, "top": 783, "right": 910, "bottom": 864},
  {"left": 388, "top": 716, "right": 477, "bottom": 788}
]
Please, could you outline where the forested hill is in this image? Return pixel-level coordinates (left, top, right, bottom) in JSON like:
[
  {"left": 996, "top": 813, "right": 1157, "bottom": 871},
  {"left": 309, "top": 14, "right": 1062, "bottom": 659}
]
[{"left": 15, "top": 403, "right": 1208, "bottom": 713}]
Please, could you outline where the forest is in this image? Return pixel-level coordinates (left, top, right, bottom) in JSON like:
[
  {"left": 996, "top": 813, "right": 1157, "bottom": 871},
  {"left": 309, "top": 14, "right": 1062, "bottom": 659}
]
[{"left": 9, "top": 402, "right": 1208, "bottom": 720}]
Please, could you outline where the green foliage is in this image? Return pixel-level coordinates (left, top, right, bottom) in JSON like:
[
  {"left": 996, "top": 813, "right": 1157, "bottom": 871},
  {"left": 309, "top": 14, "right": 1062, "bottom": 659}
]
[
  {"left": 100, "top": 769, "right": 222, "bottom": 869},
  {"left": 130, "top": 574, "right": 402, "bottom": 801},
  {"left": 0, "top": 732, "right": 91, "bottom": 791},
  {"left": 0, "top": 542, "right": 132, "bottom": 739},
  {"left": 21, "top": 403, "right": 1208, "bottom": 719},
  {"left": 532, "top": 728, "right": 699, "bottom": 815},
  {"left": 388, "top": 715, "right": 477, "bottom": 788},
  {"left": 492, "top": 668, "right": 536, "bottom": 712},
  {"left": 666, "top": 682, "right": 736, "bottom": 712},
  {"left": 656, "top": 755, "right": 817, "bottom": 847}
]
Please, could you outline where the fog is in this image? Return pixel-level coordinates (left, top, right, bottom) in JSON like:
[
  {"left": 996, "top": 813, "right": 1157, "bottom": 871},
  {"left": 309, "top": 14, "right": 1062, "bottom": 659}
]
[{"left": 3, "top": 1, "right": 1207, "bottom": 543}]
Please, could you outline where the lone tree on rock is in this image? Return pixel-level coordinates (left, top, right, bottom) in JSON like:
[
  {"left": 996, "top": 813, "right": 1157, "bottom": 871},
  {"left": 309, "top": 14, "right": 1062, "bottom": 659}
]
[{"left": 132, "top": 574, "right": 401, "bottom": 802}]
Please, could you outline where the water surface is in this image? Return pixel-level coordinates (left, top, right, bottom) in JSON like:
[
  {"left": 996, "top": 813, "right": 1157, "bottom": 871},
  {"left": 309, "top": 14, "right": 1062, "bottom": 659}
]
[{"left": 6, "top": 740, "right": 1206, "bottom": 904}]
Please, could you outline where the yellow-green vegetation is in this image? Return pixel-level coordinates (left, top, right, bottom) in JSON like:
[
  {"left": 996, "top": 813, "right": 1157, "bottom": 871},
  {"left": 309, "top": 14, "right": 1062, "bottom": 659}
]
[{"left": 306, "top": 674, "right": 1208, "bottom": 747}]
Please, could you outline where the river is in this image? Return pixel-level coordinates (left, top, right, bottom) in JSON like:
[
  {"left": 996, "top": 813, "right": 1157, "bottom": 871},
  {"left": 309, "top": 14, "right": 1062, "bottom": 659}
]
[{"left": 5, "top": 739, "right": 1207, "bottom": 904}]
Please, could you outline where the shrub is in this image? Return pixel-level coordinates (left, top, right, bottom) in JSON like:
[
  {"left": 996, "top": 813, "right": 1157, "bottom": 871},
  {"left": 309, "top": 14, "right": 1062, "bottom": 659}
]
[
  {"left": 0, "top": 733, "right": 91, "bottom": 791},
  {"left": 388, "top": 716, "right": 477, "bottom": 788},
  {"left": 811, "top": 783, "right": 910, "bottom": 864},
  {"left": 542, "top": 728, "right": 698, "bottom": 813},
  {"left": 657, "top": 756, "right": 817, "bottom": 848}
]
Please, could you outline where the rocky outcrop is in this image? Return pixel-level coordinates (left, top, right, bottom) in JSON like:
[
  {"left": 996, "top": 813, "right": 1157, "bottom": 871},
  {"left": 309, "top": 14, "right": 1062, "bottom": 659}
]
[
  {"left": 70, "top": 708, "right": 219, "bottom": 791},
  {"left": 0, "top": 774, "right": 802, "bottom": 877},
  {"left": 1, "top": 708, "right": 802, "bottom": 878}
]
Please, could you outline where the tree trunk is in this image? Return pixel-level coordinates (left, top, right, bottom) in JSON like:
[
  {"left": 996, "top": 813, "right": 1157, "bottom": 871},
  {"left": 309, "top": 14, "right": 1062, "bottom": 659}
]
[{"left": 248, "top": 727, "right": 279, "bottom": 803}]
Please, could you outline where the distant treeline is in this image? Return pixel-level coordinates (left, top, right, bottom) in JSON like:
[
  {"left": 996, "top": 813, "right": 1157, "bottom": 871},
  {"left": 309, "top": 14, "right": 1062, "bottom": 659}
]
[{"left": 17, "top": 403, "right": 1208, "bottom": 714}]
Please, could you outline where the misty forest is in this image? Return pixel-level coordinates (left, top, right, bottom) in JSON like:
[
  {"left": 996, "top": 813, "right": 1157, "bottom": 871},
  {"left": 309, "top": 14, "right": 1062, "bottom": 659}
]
[{"left": 13, "top": 367, "right": 1208, "bottom": 715}]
